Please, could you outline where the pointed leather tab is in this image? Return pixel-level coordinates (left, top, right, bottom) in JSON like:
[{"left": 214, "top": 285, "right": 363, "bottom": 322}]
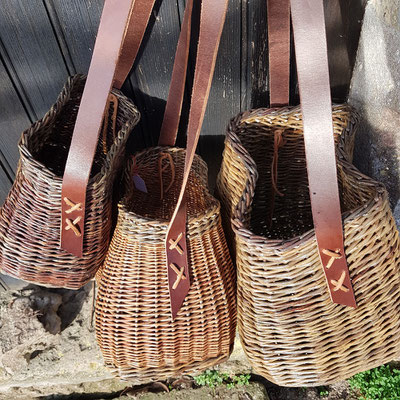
[{"left": 166, "top": 201, "right": 190, "bottom": 320}]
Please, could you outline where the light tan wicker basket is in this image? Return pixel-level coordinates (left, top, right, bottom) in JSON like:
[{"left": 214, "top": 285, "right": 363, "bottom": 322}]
[
  {"left": 0, "top": 75, "right": 139, "bottom": 289},
  {"left": 216, "top": 104, "right": 357, "bottom": 253},
  {"left": 216, "top": 107, "right": 400, "bottom": 386},
  {"left": 95, "top": 147, "right": 236, "bottom": 382}
]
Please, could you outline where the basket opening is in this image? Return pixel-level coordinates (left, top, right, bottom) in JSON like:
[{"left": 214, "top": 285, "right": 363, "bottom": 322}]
[
  {"left": 237, "top": 119, "right": 368, "bottom": 240},
  {"left": 30, "top": 80, "right": 123, "bottom": 178},
  {"left": 124, "top": 148, "right": 216, "bottom": 222}
]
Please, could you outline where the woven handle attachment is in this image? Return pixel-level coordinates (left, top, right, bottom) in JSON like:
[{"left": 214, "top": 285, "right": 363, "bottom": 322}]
[
  {"left": 290, "top": 0, "right": 356, "bottom": 307},
  {"left": 60, "top": 0, "right": 156, "bottom": 256}
]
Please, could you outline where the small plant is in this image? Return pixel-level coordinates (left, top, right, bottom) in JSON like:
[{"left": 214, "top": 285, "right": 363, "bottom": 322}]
[
  {"left": 317, "top": 386, "right": 329, "bottom": 397},
  {"left": 194, "top": 370, "right": 251, "bottom": 389},
  {"left": 349, "top": 364, "right": 400, "bottom": 400}
]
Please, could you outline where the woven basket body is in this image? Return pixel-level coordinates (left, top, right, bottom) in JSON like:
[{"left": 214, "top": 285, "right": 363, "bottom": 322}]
[
  {"left": 0, "top": 75, "right": 140, "bottom": 289},
  {"left": 216, "top": 106, "right": 400, "bottom": 386},
  {"left": 95, "top": 147, "right": 236, "bottom": 382},
  {"left": 216, "top": 104, "right": 356, "bottom": 253}
]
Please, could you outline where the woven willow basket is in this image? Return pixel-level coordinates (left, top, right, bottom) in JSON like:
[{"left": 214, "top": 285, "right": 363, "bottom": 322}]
[
  {"left": 0, "top": 75, "right": 140, "bottom": 289},
  {"left": 95, "top": 147, "right": 236, "bottom": 382},
  {"left": 216, "top": 104, "right": 356, "bottom": 253},
  {"left": 216, "top": 106, "right": 400, "bottom": 386}
]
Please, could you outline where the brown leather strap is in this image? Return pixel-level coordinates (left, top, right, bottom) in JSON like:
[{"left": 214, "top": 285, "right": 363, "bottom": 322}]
[
  {"left": 166, "top": 0, "right": 229, "bottom": 319},
  {"left": 113, "top": 0, "right": 156, "bottom": 89},
  {"left": 158, "top": 0, "right": 194, "bottom": 146},
  {"left": 61, "top": 0, "right": 137, "bottom": 256},
  {"left": 290, "top": 0, "right": 356, "bottom": 307},
  {"left": 267, "top": 0, "right": 290, "bottom": 107}
]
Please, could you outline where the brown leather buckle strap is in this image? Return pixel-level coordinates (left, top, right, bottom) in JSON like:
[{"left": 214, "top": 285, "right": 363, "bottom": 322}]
[
  {"left": 166, "top": 0, "right": 229, "bottom": 319},
  {"left": 267, "top": 0, "right": 290, "bottom": 107},
  {"left": 61, "top": 0, "right": 156, "bottom": 256},
  {"left": 290, "top": 0, "right": 356, "bottom": 307}
]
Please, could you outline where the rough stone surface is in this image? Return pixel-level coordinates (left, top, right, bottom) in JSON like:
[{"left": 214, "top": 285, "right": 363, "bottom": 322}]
[
  {"left": 349, "top": 0, "right": 400, "bottom": 223},
  {"left": 0, "top": 282, "right": 253, "bottom": 399},
  {"left": 0, "top": 283, "right": 127, "bottom": 399},
  {"left": 116, "top": 382, "right": 268, "bottom": 400}
]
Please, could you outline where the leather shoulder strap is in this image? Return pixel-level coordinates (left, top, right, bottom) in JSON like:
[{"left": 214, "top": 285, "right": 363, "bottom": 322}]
[
  {"left": 113, "top": 0, "right": 156, "bottom": 89},
  {"left": 290, "top": 0, "right": 356, "bottom": 307},
  {"left": 61, "top": 0, "right": 137, "bottom": 256},
  {"left": 267, "top": 0, "right": 290, "bottom": 107},
  {"left": 158, "top": 0, "right": 194, "bottom": 146},
  {"left": 166, "top": 0, "right": 229, "bottom": 319}
]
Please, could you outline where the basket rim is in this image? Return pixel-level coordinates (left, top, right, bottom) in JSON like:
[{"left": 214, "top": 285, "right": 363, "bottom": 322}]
[
  {"left": 228, "top": 104, "right": 387, "bottom": 250},
  {"left": 18, "top": 74, "right": 140, "bottom": 187},
  {"left": 118, "top": 146, "right": 221, "bottom": 227}
]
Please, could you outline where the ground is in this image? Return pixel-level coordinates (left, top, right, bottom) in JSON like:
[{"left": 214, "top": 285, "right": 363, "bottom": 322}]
[{"left": 0, "top": 278, "right": 361, "bottom": 400}]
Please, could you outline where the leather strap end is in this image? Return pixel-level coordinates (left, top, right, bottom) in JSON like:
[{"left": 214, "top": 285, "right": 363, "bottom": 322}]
[
  {"left": 290, "top": 0, "right": 356, "bottom": 307},
  {"left": 319, "top": 246, "right": 357, "bottom": 308},
  {"left": 166, "top": 201, "right": 190, "bottom": 320}
]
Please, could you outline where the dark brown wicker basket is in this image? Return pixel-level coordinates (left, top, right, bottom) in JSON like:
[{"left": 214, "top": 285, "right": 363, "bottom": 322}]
[
  {"left": 216, "top": 105, "right": 400, "bottom": 386},
  {"left": 0, "top": 75, "right": 140, "bottom": 289},
  {"left": 95, "top": 147, "right": 237, "bottom": 383}
]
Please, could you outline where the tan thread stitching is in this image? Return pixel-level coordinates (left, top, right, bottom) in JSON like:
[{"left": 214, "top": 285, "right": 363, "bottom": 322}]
[
  {"left": 64, "top": 197, "right": 82, "bottom": 214},
  {"left": 169, "top": 232, "right": 184, "bottom": 255},
  {"left": 170, "top": 263, "right": 187, "bottom": 290},
  {"left": 65, "top": 216, "right": 82, "bottom": 237},
  {"left": 322, "top": 248, "right": 342, "bottom": 269},
  {"left": 331, "top": 270, "right": 350, "bottom": 293}
]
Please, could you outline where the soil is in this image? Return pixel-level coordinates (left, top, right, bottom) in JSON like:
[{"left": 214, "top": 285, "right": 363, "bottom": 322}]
[{"left": 0, "top": 278, "right": 361, "bottom": 400}]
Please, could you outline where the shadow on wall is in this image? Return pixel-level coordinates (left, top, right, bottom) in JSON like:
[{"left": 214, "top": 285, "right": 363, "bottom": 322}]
[{"left": 349, "top": 0, "right": 400, "bottom": 213}]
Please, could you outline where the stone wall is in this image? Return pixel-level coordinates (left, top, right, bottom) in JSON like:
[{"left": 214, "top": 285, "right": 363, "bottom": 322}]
[{"left": 349, "top": 0, "right": 400, "bottom": 225}]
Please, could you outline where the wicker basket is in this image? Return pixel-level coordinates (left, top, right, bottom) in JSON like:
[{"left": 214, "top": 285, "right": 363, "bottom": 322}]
[
  {"left": 216, "top": 108, "right": 400, "bottom": 386},
  {"left": 95, "top": 147, "right": 237, "bottom": 382},
  {"left": 0, "top": 75, "right": 140, "bottom": 289},
  {"left": 216, "top": 104, "right": 357, "bottom": 253}
]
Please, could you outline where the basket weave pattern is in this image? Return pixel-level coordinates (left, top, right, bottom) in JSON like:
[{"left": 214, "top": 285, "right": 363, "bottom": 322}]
[
  {"left": 216, "top": 105, "right": 400, "bottom": 386},
  {"left": 0, "top": 75, "right": 140, "bottom": 289},
  {"left": 216, "top": 104, "right": 356, "bottom": 251},
  {"left": 95, "top": 147, "right": 237, "bottom": 382}
]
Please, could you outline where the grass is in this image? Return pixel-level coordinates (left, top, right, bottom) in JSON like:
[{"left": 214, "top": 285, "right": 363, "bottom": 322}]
[
  {"left": 349, "top": 364, "right": 400, "bottom": 400},
  {"left": 193, "top": 369, "right": 251, "bottom": 389}
]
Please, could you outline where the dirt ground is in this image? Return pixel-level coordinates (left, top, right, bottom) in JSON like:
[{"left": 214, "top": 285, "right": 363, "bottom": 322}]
[{"left": 0, "top": 278, "right": 360, "bottom": 400}]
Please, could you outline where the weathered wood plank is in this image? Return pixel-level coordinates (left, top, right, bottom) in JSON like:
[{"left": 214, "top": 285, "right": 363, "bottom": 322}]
[
  {"left": 245, "top": 0, "right": 366, "bottom": 107},
  {"left": 45, "top": 0, "right": 103, "bottom": 74},
  {"left": 0, "top": 166, "right": 11, "bottom": 206},
  {"left": 0, "top": 59, "right": 31, "bottom": 174},
  {"left": 244, "top": 0, "right": 269, "bottom": 109},
  {"left": 0, "top": 0, "right": 69, "bottom": 119},
  {"left": 324, "top": 0, "right": 365, "bottom": 101},
  {"left": 200, "top": 0, "right": 242, "bottom": 138}
]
